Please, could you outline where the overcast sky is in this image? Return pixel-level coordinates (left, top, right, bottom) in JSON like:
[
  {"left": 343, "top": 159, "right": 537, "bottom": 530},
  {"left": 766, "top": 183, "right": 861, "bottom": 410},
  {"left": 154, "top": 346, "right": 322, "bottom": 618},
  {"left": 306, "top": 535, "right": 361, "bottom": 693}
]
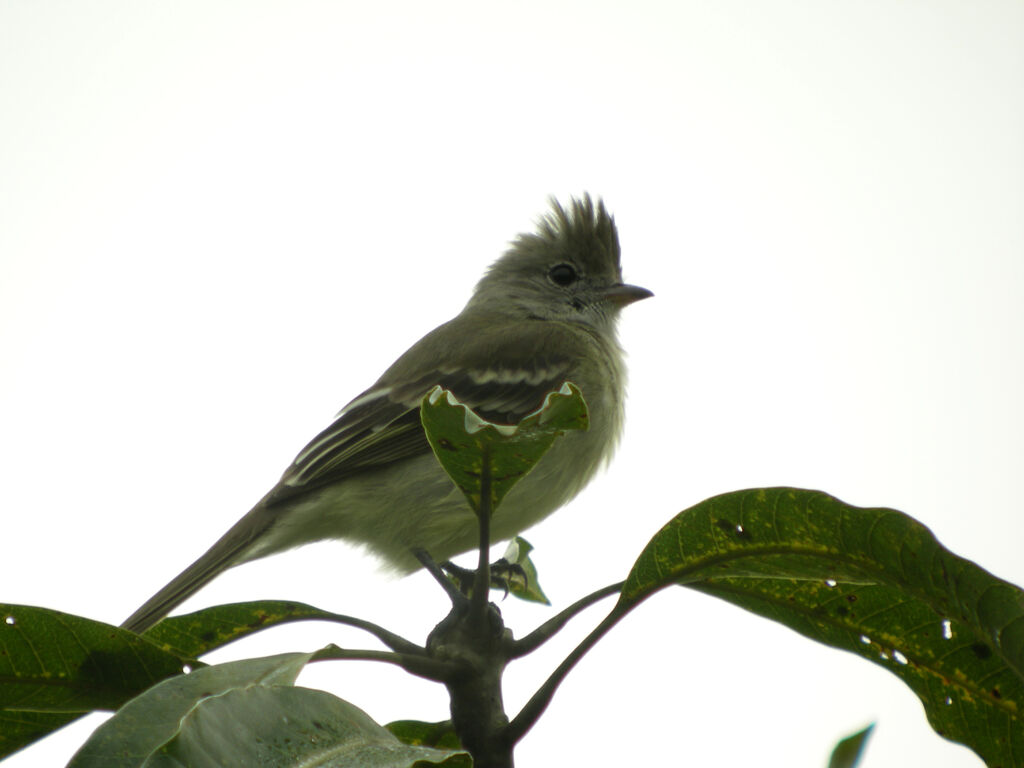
[{"left": 2, "top": 2, "right": 1022, "bottom": 766}]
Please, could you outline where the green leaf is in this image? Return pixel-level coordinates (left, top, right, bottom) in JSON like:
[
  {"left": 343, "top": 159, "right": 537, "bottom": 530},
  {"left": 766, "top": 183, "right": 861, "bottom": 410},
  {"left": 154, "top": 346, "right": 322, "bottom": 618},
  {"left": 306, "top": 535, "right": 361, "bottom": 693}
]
[
  {"left": 420, "top": 381, "right": 588, "bottom": 514},
  {"left": 154, "top": 687, "right": 467, "bottom": 768},
  {"left": 827, "top": 723, "right": 874, "bottom": 768},
  {"left": 501, "top": 537, "right": 551, "bottom": 605},
  {"left": 0, "top": 605, "right": 193, "bottom": 759},
  {"left": 68, "top": 651, "right": 315, "bottom": 767},
  {"left": 70, "top": 651, "right": 468, "bottom": 768},
  {"left": 385, "top": 719, "right": 462, "bottom": 750},
  {"left": 0, "top": 710, "right": 83, "bottom": 761},
  {"left": 142, "top": 600, "right": 345, "bottom": 658},
  {"left": 617, "top": 488, "right": 1024, "bottom": 767},
  {"left": 0, "top": 605, "right": 189, "bottom": 713}
]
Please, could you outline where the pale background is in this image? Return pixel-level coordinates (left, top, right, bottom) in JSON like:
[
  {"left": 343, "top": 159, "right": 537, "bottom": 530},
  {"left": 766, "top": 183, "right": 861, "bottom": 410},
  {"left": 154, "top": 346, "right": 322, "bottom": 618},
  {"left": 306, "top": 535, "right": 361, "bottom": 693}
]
[{"left": 2, "top": 2, "right": 1022, "bottom": 766}]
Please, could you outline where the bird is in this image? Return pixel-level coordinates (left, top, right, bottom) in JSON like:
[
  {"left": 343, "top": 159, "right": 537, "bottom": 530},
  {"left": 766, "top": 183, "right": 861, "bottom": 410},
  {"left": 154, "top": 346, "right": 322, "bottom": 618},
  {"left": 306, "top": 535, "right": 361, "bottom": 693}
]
[{"left": 122, "top": 194, "right": 651, "bottom": 633}]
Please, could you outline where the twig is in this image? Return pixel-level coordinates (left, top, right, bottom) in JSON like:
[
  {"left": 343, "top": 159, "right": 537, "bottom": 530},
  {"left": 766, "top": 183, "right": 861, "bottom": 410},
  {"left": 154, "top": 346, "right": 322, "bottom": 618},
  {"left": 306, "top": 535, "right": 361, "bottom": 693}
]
[
  {"left": 505, "top": 601, "right": 632, "bottom": 745},
  {"left": 310, "top": 644, "right": 456, "bottom": 682},
  {"left": 470, "top": 443, "right": 494, "bottom": 624},
  {"left": 317, "top": 612, "right": 425, "bottom": 656},
  {"left": 508, "top": 581, "right": 624, "bottom": 658}
]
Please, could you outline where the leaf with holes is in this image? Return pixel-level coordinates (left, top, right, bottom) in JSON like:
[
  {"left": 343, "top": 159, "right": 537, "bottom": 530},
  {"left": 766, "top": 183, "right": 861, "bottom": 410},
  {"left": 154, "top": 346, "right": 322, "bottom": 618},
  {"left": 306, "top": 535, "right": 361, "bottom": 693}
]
[
  {"left": 501, "top": 537, "right": 550, "bottom": 605},
  {"left": 0, "top": 605, "right": 190, "bottom": 712},
  {"left": 419, "top": 382, "right": 588, "bottom": 514},
  {"left": 0, "top": 605, "right": 192, "bottom": 759},
  {"left": 615, "top": 488, "right": 1024, "bottom": 767}
]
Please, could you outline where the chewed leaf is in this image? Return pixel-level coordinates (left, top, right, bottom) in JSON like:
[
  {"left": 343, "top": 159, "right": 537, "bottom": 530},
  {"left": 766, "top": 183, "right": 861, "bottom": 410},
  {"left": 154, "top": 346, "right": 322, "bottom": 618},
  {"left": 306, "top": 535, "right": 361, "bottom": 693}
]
[
  {"left": 501, "top": 537, "right": 551, "bottom": 605},
  {"left": 617, "top": 488, "right": 1024, "bottom": 767},
  {"left": 420, "top": 382, "right": 588, "bottom": 514}
]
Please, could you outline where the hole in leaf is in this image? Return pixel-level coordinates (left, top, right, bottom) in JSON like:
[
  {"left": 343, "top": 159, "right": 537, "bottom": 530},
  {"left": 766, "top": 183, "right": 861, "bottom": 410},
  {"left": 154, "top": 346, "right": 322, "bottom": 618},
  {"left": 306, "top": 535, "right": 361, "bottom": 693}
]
[
  {"left": 182, "top": 664, "right": 193, "bottom": 674},
  {"left": 715, "top": 518, "right": 752, "bottom": 539},
  {"left": 824, "top": 579, "right": 837, "bottom": 588},
  {"left": 859, "top": 634, "right": 871, "bottom": 645},
  {"left": 941, "top": 619, "right": 953, "bottom": 640},
  {"left": 970, "top": 643, "right": 993, "bottom": 660},
  {"left": 3, "top": 616, "right": 14, "bottom": 626},
  {"left": 944, "top": 696, "right": 953, "bottom": 706},
  {"left": 892, "top": 650, "right": 908, "bottom": 665}
]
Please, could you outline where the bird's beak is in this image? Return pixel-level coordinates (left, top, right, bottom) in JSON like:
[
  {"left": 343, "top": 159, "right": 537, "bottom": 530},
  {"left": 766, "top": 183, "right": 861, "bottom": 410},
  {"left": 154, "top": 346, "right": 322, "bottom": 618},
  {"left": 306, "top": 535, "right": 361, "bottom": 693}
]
[{"left": 602, "top": 283, "right": 654, "bottom": 308}]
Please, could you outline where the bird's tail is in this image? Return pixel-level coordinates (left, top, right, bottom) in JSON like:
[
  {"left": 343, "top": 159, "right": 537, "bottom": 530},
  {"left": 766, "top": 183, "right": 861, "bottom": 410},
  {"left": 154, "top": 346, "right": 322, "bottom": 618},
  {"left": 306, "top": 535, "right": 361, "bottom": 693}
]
[{"left": 120, "top": 504, "right": 273, "bottom": 633}]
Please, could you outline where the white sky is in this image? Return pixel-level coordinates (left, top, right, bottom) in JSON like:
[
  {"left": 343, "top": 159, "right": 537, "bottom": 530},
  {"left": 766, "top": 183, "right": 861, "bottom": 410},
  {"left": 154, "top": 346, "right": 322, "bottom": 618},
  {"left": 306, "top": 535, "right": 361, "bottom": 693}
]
[{"left": 2, "top": 2, "right": 1022, "bottom": 766}]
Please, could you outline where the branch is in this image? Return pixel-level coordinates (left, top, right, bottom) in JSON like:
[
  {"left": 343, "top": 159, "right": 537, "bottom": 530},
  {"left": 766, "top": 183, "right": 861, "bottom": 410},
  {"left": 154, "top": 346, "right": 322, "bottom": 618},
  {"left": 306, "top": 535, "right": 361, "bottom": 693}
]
[
  {"left": 310, "top": 643, "right": 457, "bottom": 682},
  {"left": 505, "top": 601, "right": 631, "bottom": 746},
  {"left": 508, "top": 581, "right": 624, "bottom": 658},
  {"left": 415, "top": 548, "right": 466, "bottom": 604},
  {"left": 317, "top": 612, "right": 425, "bottom": 656}
]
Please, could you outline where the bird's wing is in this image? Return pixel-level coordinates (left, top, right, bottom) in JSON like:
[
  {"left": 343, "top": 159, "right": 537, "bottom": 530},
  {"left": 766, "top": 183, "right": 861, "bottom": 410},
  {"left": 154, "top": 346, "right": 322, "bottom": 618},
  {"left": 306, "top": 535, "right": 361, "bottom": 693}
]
[
  {"left": 121, "top": 320, "right": 581, "bottom": 633},
  {"left": 278, "top": 320, "right": 577, "bottom": 493}
]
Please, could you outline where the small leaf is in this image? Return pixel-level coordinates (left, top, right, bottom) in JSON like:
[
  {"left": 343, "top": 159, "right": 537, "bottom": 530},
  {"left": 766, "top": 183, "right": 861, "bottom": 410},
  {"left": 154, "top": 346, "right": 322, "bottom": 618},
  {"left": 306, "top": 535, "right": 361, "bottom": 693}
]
[
  {"left": 827, "top": 723, "right": 874, "bottom": 768},
  {"left": 385, "top": 719, "right": 462, "bottom": 749},
  {"left": 501, "top": 537, "right": 550, "bottom": 605},
  {"left": 617, "top": 488, "right": 1024, "bottom": 767},
  {"left": 68, "top": 652, "right": 315, "bottom": 767},
  {"left": 420, "top": 382, "right": 588, "bottom": 514}
]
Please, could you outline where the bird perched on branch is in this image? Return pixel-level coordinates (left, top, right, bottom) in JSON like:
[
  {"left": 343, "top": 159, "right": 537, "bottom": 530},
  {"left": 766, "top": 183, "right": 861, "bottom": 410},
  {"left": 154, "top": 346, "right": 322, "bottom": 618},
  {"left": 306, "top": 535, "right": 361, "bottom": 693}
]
[{"left": 123, "top": 194, "right": 651, "bottom": 633}]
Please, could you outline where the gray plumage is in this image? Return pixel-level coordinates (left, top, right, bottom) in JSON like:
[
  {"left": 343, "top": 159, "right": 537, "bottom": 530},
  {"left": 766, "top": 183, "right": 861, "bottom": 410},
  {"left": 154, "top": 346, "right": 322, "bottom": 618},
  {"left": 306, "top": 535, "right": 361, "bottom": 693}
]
[{"left": 122, "top": 195, "right": 650, "bottom": 633}]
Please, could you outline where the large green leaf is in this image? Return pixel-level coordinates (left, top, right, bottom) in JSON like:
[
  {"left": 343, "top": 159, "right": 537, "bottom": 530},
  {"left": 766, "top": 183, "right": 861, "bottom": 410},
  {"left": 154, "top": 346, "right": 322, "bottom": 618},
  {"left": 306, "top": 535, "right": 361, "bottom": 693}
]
[
  {"left": 0, "top": 604, "right": 189, "bottom": 713},
  {"left": 617, "top": 488, "right": 1024, "bottom": 766},
  {"left": 419, "top": 381, "right": 588, "bottom": 514},
  {"left": 68, "top": 652, "right": 313, "bottom": 767},
  {"left": 0, "top": 604, "right": 193, "bottom": 759},
  {"left": 70, "top": 651, "right": 468, "bottom": 768},
  {"left": 152, "top": 687, "right": 468, "bottom": 767},
  {"left": 0, "top": 710, "right": 83, "bottom": 761},
  {"left": 0, "top": 602, "right": 322, "bottom": 758}
]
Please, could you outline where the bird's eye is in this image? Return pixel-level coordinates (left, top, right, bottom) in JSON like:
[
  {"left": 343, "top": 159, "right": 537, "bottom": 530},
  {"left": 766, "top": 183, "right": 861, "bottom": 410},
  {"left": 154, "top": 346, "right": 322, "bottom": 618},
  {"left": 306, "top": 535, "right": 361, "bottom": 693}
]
[{"left": 548, "top": 263, "right": 578, "bottom": 287}]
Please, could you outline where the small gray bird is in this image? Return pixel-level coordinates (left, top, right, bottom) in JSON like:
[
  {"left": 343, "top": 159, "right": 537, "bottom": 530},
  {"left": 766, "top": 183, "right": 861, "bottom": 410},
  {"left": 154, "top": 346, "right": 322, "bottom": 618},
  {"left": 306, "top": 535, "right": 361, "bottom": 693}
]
[{"left": 123, "top": 195, "right": 651, "bottom": 632}]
